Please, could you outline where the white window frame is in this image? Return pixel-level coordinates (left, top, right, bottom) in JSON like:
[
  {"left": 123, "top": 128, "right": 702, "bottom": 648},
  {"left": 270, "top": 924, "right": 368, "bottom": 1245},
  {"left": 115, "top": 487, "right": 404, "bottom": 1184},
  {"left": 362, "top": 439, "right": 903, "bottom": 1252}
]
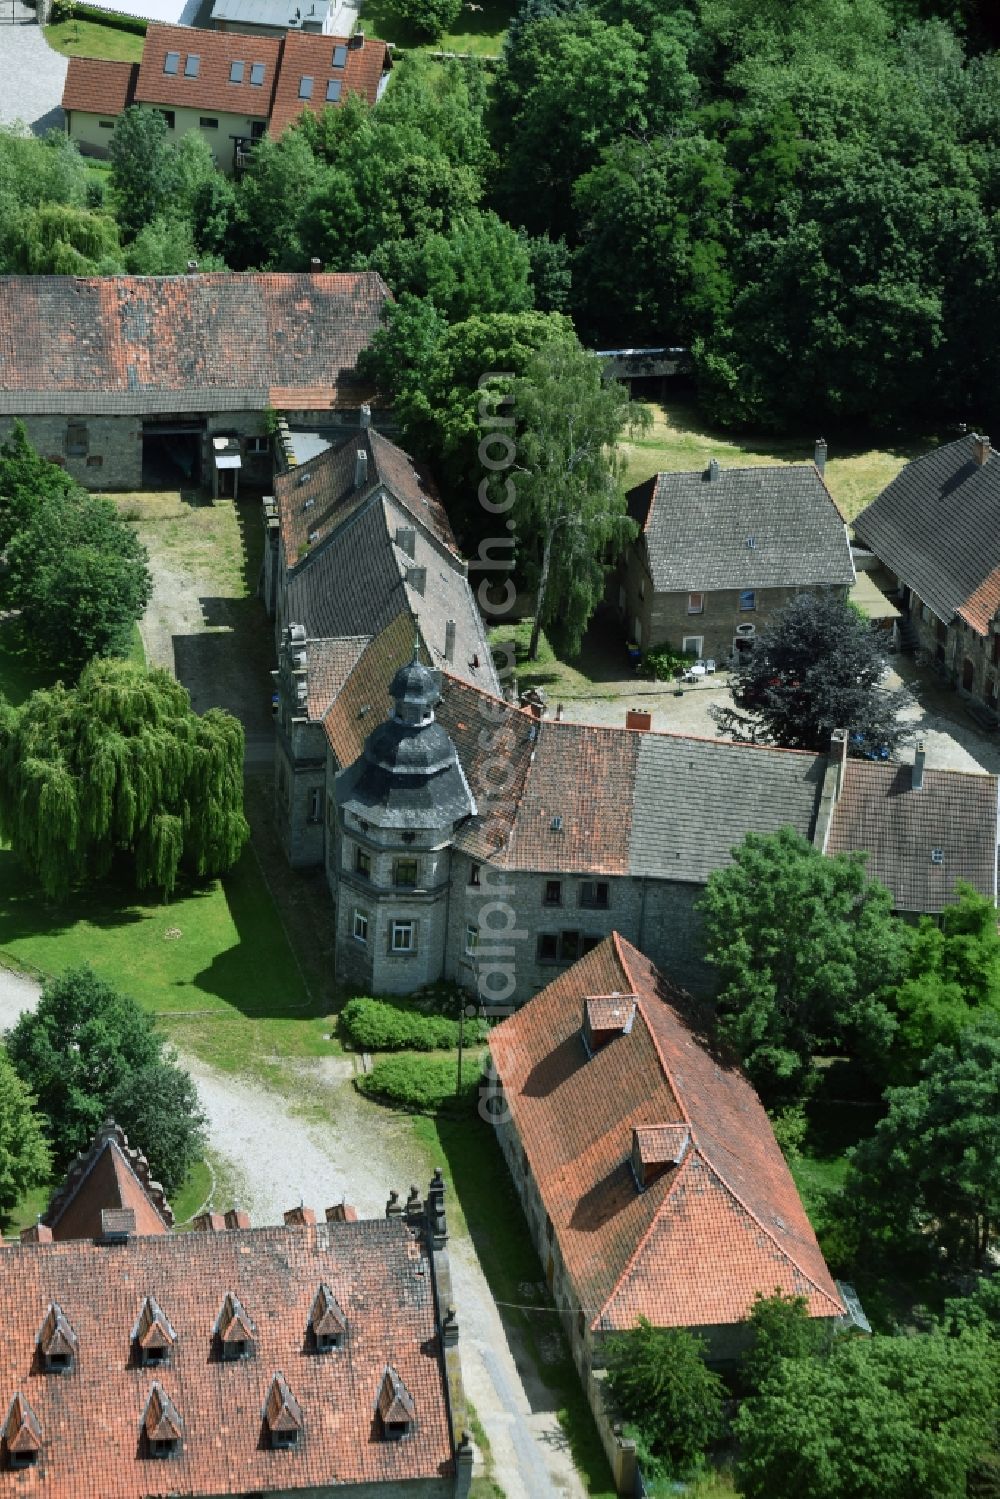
[
  {"left": 739, "top": 589, "right": 757, "bottom": 611},
  {"left": 687, "top": 591, "right": 704, "bottom": 614},
  {"left": 352, "top": 909, "right": 368, "bottom": 944},
  {"left": 682, "top": 635, "right": 703, "bottom": 657},
  {"left": 391, "top": 920, "right": 415, "bottom": 953}
]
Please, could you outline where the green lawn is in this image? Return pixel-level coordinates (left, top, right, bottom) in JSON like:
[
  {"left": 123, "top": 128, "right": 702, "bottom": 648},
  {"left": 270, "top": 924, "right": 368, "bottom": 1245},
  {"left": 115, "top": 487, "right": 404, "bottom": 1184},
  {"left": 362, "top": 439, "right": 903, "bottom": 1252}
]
[
  {"left": 0, "top": 841, "right": 333, "bottom": 1074},
  {"left": 623, "top": 399, "right": 937, "bottom": 524},
  {"left": 409, "top": 1110, "right": 617, "bottom": 1498},
  {"left": 45, "top": 17, "right": 145, "bottom": 61},
  {"left": 360, "top": 0, "right": 513, "bottom": 55}
]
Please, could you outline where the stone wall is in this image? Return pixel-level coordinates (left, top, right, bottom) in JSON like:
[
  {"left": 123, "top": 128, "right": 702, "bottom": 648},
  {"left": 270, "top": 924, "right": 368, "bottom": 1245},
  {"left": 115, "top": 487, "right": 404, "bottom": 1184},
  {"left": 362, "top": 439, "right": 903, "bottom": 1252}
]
[
  {"left": 905, "top": 587, "right": 1000, "bottom": 711},
  {"left": 2, "top": 413, "right": 142, "bottom": 490}
]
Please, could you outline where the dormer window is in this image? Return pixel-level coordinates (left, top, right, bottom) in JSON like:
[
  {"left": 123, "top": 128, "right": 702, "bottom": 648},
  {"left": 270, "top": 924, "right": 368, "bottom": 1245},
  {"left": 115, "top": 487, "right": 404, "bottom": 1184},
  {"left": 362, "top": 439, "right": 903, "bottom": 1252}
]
[
  {"left": 215, "top": 1291, "right": 256, "bottom": 1361},
  {"left": 581, "top": 995, "right": 636, "bottom": 1056},
  {"left": 143, "top": 1384, "right": 182, "bottom": 1460},
  {"left": 265, "top": 1372, "right": 304, "bottom": 1449},
  {"left": 38, "top": 1303, "right": 79, "bottom": 1374},
  {"left": 630, "top": 1124, "right": 690, "bottom": 1191},
  {"left": 133, "top": 1295, "right": 177, "bottom": 1369},
  {"left": 4, "top": 1394, "right": 41, "bottom": 1469},
  {"left": 310, "top": 1284, "right": 347, "bottom": 1353},
  {"left": 377, "top": 1364, "right": 415, "bottom": 1441}
]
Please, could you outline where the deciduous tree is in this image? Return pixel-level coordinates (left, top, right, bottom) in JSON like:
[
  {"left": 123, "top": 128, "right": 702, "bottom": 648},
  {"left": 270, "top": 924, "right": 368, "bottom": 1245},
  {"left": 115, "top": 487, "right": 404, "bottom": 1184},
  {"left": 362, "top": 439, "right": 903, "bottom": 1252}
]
[
  {"left": 0, "top": 659, "right": 249, "bottom": 899},
  {"left": 0, "top": 1048, "right": 50, "bottom": 1222},
  {"left": 604, "top": 1319, "right": 725, "bottom": 1477},
  {"left": 108, "top": 107, "right": 179, "bottom": 242}
]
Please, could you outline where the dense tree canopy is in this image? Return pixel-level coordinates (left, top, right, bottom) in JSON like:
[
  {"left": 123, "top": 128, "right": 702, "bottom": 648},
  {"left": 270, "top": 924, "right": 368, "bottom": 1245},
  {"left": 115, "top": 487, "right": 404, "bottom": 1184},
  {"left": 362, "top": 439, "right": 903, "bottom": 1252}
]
[
  {"left": 604, "top": 1319, "right": 725, "bottom": 1477},
  {"left": 711, "top": 593, "right": 908, "bottom": 755},
  {"left": 0, "top": 659, "right": 249, "bottom": 899},
  {"left": 0, "top": 1048, "right": 51, "bottom": 1221},
  {"left": 6, "top": 966, "right": 204, "bottom": 1191},
  {"left": 699, "top": 827, "right": 907, "bottom": 1101}
]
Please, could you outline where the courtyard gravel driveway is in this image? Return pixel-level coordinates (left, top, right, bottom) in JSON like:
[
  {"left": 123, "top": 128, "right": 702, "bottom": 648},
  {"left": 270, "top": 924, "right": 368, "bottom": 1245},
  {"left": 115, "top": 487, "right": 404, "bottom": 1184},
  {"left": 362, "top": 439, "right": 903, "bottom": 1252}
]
[
  {"left": 0, "top": 968, "right": 585, "bottom": 1499},
  {"left": 0, "top": 5, "right": 67, "bottom": 134}
]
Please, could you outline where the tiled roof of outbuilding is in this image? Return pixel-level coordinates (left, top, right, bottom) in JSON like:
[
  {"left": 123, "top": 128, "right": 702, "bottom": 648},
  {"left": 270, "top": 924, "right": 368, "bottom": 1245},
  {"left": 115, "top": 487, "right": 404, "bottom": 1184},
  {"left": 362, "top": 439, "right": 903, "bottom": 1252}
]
[
  {"left": 0, "top": 273, "right": 390, "bottom": 415},
  {"left": 854, "top": 434, "right": 1000, "bottom": 631},
  {"left": 489, "top": 935, "right": 843, "bottom": 1334},
  {"left": 61, "top": 57, "right": 138, "bottom": 114},
  {"left": 826, "top": 760, "right": 999, "bottom": 911},
  {"left": 0, "top": 1213, "right": 455, "bottom": 1495},
  {"left": 629, "top": 464, "right": 854, "bottom": 593}
]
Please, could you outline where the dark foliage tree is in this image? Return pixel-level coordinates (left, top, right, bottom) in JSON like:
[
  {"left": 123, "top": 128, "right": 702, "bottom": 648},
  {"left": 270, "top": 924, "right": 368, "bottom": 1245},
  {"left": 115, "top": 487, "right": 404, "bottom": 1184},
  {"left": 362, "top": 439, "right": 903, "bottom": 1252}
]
[
  {"left": 0, "top": 659, "right": 249, "bottom": 900},
  {"left": 711, "top": 593, "right": 908, "bottom": 756},
  {"left": 368, "top": 211, "right": 533, "bottom": 321},
  {"left": 604, "top": 1319, "right": 725, "bottom": 1477},
  {"left": 392, "top": 0, "right": 462, "bottom": 40},
  {"left": 741, "top": 1291, "right": 831, "bottom": 1393},
  {"left": 735, "top": 1329, "right": 998, "bottom": 1499},
  {"left": 108, "top": 107, "right": 179, "bottom": 241},
  {"left": 699, "top": 827, "right": 907, "bottom": 1102},
  {"left": 6, "top": 966, "right": 203, "bottom": 1190},
  {"left": 0, "top": 420, "right": 77, "bottom": 551},
  {"left": 0, "top": 1048, "right": 51, "bottom": 1222},
  {"left": 846, "top": 1025, "right": 1000, "bottom": 1268}
]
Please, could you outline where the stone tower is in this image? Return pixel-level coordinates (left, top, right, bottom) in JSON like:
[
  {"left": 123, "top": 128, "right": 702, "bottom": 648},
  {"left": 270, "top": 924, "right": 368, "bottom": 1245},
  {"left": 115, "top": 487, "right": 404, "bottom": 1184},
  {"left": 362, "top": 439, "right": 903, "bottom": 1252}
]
[{"left": 333, "top": 653, "right": 475, "bottom": 994}]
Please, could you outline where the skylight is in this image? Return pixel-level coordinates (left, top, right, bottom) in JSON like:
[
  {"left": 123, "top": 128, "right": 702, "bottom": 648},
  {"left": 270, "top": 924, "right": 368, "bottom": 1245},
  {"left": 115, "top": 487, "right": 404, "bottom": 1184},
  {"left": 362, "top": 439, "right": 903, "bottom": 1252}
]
[
  {"left": 326, "top": 78, "right": 342, "bottom": 101},
  {"left": 230, "top": 60, "right": 245, "bottom": 83},
  {"left": 299, "top": 76, "right": 314, "bottom": 98},
  {"left": 250, "top": 61, "right": 265, "bottom": 85},
  {"left": 184, "top": 54, "right": 200, "bottom": 77},
  {"left": 163, "top": 51, "right": 180, "bottom": 74},
  {"left": 332, "top": 43, "right": 347, "bottom": 67}
]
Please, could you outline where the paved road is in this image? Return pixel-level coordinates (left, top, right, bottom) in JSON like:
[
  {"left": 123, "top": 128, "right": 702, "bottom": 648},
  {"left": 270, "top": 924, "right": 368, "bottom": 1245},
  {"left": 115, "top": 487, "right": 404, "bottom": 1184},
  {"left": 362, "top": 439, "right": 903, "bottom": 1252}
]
[{"left": 0, "top": 2, "right": 67, "bottom": 133}]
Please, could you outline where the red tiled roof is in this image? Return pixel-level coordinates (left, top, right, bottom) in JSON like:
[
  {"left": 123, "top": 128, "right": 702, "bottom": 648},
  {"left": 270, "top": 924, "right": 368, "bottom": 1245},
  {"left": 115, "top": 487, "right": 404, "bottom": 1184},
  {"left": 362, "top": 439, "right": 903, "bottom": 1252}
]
[
  {"left": 826, "top": 760, "right": 999, "bottom": 912},
  {"left": 43, "top": 1125, "right": 172, "bottom": 1241},
  {"left": 490, "top": 935, "right": 843, "bottom": 1334},
  {"left": 957, "top": 564, "right": 1000, "bottom": 634},
  {"left": 306, "top": 635, "right": 371, "bottom": 718},
  {"left": 136, "top": 23, "right": 281, "bottom": 114},
  {"left": 0, "top": 1214, "right": 455, "bottom": 1495},
  {"left": 0, "top": 273, "right": 390, "bottom": 415},
  {"left": 269, "top": 30, "right": 389, "bottom": 135},
  {"left": 61, "top": 57, "right": 138, "bottom": 115}
]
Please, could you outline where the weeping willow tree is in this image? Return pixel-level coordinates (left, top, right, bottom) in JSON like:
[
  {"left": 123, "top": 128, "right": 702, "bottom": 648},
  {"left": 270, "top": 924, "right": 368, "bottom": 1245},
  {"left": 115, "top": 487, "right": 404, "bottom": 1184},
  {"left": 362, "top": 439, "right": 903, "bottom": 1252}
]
[{"left": 0, "top": 659, "right": 249, "bottom": 899}]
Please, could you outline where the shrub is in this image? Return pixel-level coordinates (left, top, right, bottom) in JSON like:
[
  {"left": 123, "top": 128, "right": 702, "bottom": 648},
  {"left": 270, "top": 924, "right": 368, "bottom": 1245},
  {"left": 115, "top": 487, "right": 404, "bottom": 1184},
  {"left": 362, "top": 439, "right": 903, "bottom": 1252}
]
[
  {"left": 643, "top": 641, "right": 695, "bottom": 681},
  {"left": 355, "top": 1053, "right": 480, "bottom": 1112},
  {"left": 340, "top": 996, "right": 487, "bottom": 1051},
  {"left": 604, "top": 1319, "right": 725, "bottom": 1477}
]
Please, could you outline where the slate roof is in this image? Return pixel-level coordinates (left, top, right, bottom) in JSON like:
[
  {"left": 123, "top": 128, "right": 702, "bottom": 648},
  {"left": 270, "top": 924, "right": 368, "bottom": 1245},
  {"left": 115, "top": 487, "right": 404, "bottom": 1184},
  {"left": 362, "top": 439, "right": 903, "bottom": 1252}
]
[
  {"left": 0, "top": 273, "right": 390, "bottom": 416},
  {"left": 826, "top": 761, "right": 999, "bottom": 912},
  {"left": 628, "top": 464, "right": 854, "bottom": 593},
  {"left": 489, "top": 935, "right": 844, "bottom": 1333},
  {"left": 61, "top": 57, "right": 138, "bottom": 115},
  {"left": 0, "top": 1212, "right": 455, "bottom": 1495},
  {"left": 854, "top": 434, "right": 1000, "bottom": 632},
  {"left": 43, "top": 1124, "right": 173, "bottom": 1241}
]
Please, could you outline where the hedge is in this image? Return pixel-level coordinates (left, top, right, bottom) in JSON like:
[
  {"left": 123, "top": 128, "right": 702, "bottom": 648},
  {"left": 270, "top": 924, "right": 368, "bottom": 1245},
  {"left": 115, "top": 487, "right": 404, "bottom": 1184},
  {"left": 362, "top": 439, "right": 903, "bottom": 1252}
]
[
  {"left": 355, "top": 1053, "right": 479, "bottom": 1112},
  {"left": 54, "top": 3, "right": 148, "bottom": 33},
  {"left": 340, "top": 996, "right": 488, "bottom": 1052}
]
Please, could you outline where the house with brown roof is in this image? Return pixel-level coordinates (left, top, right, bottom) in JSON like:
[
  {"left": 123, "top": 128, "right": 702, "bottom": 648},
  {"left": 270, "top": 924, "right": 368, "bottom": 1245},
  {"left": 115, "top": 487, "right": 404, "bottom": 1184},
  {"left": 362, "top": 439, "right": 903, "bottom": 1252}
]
[
  {"left": 271, "top": 609, "right": 999, "bottom": 1002},
  {"left": 853, "top": 432, "right": 1000, "bottom": 720},
  {"left": 0, "top": 270, "right": 389, "bottom": 492},
  {"left": 485, "top": 934, "right": 848, "bottom": 1482},
  {"left": 3, "top": 1137, "right": 473, "bottom": 1496},
  {"left": 62, "top": 22, "right": 389, "bottom": 171},
  {"left": 620, "top": 449, "right": 854, "bottom": 664}
]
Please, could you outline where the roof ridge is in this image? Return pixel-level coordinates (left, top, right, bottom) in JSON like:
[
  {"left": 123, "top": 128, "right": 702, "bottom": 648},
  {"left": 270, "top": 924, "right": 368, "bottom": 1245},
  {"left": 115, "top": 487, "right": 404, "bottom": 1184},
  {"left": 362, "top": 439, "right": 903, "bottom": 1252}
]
[{"left": 610, "top": 936, "right": 692, "bottom": 1128}]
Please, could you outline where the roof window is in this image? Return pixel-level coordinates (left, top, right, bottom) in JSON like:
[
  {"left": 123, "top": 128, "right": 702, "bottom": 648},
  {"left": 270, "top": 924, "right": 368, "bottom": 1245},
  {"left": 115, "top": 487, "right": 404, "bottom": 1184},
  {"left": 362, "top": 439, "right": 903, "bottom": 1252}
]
[
  {"left": 332, "top": 42, "right": 348, "bottom": 66},
  {"left": 326, "top": 78, "right": 342, "bottom": 102},
  {"left": 310, "top": 1283, "right": 347, "bottom": 1352},
  {"left": 4, "top": 1394, "right": 41, "bottom": 1469},
  {"left": 931, "top": 847, "right": 945, "bottom": 865},
  {"left": 184, "top": 54, "right": 200, "bottom": 77},
  {"left": 230, "top": 60, "right": 245, "bottom": 83},
  {"left": 265, "top": 1373, "right": 304, "bottom": 1449},
  {"left": 250, "top": 60, "right": 265, "bottom": 85},
  {"left": 299, "top": 75, "right": 314, "bottom": 98},
  {"left": 377, "top": 1364, "right": 416, "bottom": 1440},
  {"left": 215, "top": 1291, "right": 256, "bottom": 1361},
  {"left": 143, "top": 1384, "right": 182, "bottom": 1460},
  {"left": 163, "top": 50, "right": 180, "bottom": 74},
  {"left": 38, "top": 1304, "right": 79, "bottom": 1373},
  {"left": 630, "top": 1124, "right": 690, "bottom": 1191}
]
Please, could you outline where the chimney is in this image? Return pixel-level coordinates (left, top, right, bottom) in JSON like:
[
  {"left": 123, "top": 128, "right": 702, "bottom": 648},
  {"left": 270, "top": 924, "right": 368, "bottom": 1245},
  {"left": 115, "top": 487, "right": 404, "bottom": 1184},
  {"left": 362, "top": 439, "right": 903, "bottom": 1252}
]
[
  {"left": 407, "top": 565, "right": 426, "bottom": 596},
  {"left": 814, "top": 437, "right": 827, "bottom": 475},
  {"left": 625, "top": 708, "right": 652, "bottom": 731},
  {"left": 309, "top": 257, "right": 322, "bottom": 274},
  {"left": 325, "top": 1202, "right": 358, "bottom": 1223},
  {"left": 224, "top": 1208, "right": 251, "bottom": 1230},
  {"left": 185, "top": 259, "right": 198, "bottom": 274},
  {"left": 395, "top": 526, "right": 415, "bottom": 558},
  {"left": 360, "top": 402, "right": 372, "bottom": 429},
  {"left": 912, "top": 739, "right": 925, "bottom": 791},
  {"left": 349, "top": 26, "right": 363, "bottom": 44},
  {"left": 974, "top": 433, "right": 991, "bottom": 467},
  {"left": 829, "top": 726, "right": 849, "bottom": 799},
  {"left": 708, "top": 457, "right": 721, "bottom": 482},
  {"left": 194, "top": 1211, "right": 226, "bottom": 1233},
  {"left": 20, "top": 1223, "right": 53, "bottom": 1245},
  {"left": 355, "top": 448, "right": 368, "bottom": 489},
  {"left": 283, "top": 1205, "right": 317, "bottom": 1227},
  {"left": 444, "top": 619, "right": 456, "bottom": 662}
]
